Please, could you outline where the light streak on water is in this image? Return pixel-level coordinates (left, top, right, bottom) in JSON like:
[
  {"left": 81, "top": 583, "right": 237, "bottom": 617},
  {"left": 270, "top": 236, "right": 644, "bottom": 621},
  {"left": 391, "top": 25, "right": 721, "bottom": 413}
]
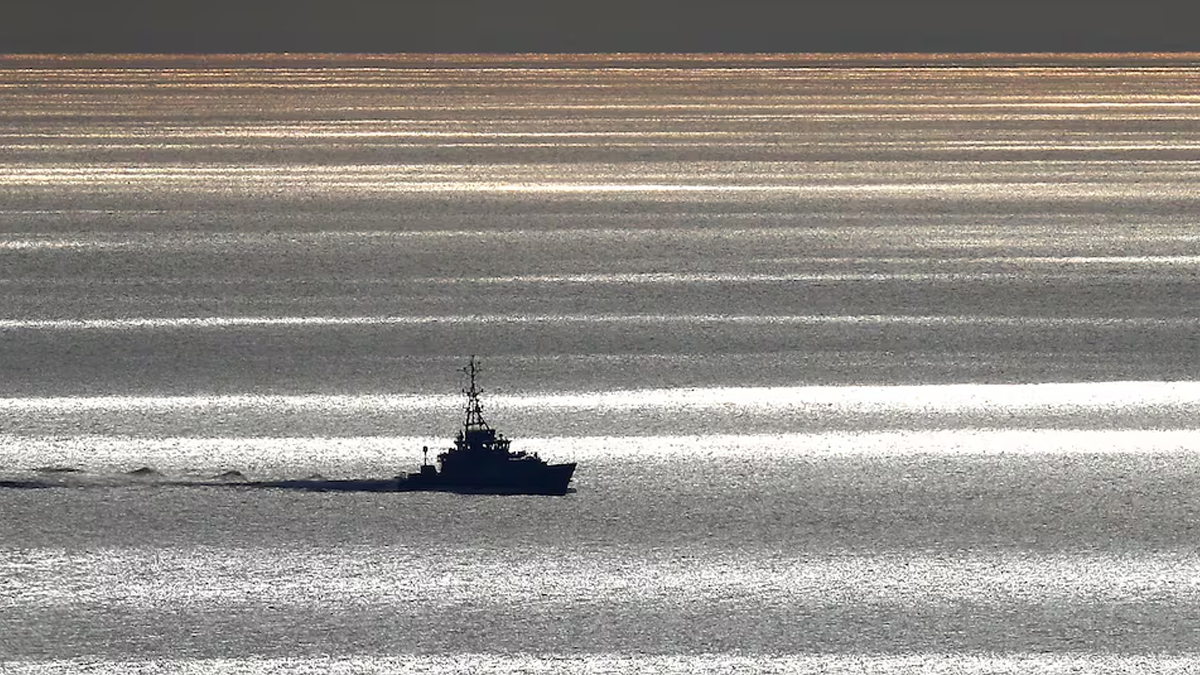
[
  {"left": 3, "top": 429, "right": 1200, "bottom": 468},
  {"left": 8, "top": 544, "right": 1199, "bottom": 609},
  {"left": 4, "top": 653, "right": 1199, "bottom": 675},
  {"left": 1, "top": 381, "right": 1198, "bottom": 415},
  {"left": 1, "top": 313, "right": 1197, "bottom": 332}
]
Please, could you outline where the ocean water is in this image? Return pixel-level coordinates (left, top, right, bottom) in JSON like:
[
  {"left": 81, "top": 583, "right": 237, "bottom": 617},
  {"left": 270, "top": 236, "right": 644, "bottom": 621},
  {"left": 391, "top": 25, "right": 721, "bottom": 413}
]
[{"left": 3, "top": 53, "right": 1200, "bottom": 673}]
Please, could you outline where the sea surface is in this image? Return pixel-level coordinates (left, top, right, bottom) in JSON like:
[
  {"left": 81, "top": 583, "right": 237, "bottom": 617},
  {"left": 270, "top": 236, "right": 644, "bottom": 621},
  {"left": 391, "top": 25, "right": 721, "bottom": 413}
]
[{"left": 3, "top": 53, "right": 1200, "bottom": 673}]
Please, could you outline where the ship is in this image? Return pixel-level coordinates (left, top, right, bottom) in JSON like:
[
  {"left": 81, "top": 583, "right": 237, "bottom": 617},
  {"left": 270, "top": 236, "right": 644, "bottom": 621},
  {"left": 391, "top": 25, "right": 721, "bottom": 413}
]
[
  {"left": 398, "top": 356, "right": 575, "bottom": 494},
  {"left": 250, "top": 357, "right": 575, "bottom": 495}
]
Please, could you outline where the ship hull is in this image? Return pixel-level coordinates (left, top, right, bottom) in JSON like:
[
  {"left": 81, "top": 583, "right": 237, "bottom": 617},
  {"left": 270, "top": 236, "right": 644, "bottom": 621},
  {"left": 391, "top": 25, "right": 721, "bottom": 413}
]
[
  {"left": 399, "top": 461, "right": 577, "bottom": 496},
  {"left": 240, "top": 462, "right": 577, "bottom": 496}
]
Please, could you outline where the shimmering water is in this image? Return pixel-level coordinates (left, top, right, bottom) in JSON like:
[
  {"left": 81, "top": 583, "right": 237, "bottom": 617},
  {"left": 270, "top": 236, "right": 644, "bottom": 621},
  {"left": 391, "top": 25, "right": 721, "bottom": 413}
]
[{"left": 3, "top": 53, "right": 1200, "bottom": 673}]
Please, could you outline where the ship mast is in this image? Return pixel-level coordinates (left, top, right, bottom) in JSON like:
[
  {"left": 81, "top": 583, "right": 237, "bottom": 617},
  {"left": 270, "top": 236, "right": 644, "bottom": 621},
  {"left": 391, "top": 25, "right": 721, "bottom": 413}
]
[{"left": 462, "top": 355, "right": 490, "bottom": 431}]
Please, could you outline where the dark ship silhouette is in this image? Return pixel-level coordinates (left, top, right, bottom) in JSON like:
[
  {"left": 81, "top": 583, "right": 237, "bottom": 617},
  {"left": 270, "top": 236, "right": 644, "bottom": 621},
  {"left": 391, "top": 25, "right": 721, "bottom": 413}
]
[
  {"left": 397, "top": 356, "right": 576, "bottom": 495},
  {"left": 249, "top": 357, "right": 576, "bottom": 495}
]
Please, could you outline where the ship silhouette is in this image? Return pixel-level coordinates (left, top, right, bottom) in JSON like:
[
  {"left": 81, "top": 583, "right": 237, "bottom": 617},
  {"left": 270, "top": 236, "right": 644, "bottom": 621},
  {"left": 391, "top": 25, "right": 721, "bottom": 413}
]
[
  {"left": 398, "top": 356, "right": 576, "bottom": 495},
  {"left": 246, "top": 357, "right": 576, "bottom": 495}
]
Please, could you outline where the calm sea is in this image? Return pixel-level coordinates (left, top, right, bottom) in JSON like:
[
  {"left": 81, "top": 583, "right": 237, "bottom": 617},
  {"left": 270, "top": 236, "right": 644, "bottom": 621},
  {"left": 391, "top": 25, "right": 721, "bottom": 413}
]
[{"left": 4, "top": 53, "right": 1200, "bottom": 673}]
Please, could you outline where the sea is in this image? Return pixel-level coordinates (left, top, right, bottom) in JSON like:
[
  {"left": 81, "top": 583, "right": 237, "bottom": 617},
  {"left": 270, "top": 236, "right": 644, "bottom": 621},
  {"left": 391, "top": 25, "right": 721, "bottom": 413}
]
[{"left": 3, "top": 53, "right": 1200, "bottom": 673}]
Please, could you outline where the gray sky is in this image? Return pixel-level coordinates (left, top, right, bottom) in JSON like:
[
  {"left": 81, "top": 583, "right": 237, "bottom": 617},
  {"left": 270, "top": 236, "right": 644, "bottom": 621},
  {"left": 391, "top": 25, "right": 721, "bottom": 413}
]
[{"left": 2, "top": 0, "right": 1192, "bottom": 53}]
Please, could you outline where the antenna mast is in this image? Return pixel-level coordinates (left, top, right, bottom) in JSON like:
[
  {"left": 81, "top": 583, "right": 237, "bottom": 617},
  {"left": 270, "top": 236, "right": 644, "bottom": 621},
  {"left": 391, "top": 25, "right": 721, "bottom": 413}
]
[{"left": 462, "top": 355, "right": 489, "bottom": 430}]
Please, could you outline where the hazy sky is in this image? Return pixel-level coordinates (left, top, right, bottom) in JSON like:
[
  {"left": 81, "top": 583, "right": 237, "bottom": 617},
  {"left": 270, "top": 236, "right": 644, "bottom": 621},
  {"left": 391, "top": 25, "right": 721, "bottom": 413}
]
[{"left": 2, "top": 0, "right": 1193, "bottom": 53}]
